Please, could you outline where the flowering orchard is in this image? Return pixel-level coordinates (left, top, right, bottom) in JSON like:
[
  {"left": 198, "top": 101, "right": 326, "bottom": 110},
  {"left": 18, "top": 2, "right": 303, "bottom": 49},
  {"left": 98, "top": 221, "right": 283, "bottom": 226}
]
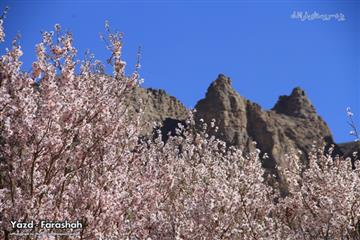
[{"left": 0, "top": 15, "right": 359, "bottom": 240}]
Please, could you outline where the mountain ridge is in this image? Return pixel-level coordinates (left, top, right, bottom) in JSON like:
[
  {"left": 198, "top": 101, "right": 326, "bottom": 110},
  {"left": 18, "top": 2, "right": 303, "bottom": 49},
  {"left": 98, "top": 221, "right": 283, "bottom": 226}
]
[{"left": 127, "top": 74, "right": 358, "bottom": 168}]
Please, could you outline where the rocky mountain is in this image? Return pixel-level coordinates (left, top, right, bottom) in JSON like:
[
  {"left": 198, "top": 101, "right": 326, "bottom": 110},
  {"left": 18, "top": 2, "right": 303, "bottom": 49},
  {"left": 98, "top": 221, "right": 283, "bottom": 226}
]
[
  {"left": 127, "top": 74, "right": 359, "bottom": 179},
  {"left": 194, "top": 74, "right": 344, "bottom": 192},
  {"left": 195, "top": 74, "right": 336, "bottom": 167}
]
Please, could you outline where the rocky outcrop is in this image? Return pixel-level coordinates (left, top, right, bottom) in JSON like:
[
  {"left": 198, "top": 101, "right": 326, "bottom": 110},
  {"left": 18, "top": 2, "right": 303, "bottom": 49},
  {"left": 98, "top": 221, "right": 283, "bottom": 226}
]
[
  {"left": 272, "top": 87, "right": 318, "bottom": 119},
  {"left": 125, "top": 86, "right": 188, "bottom": 134},
  {"left": 194, "top": 74, "right": 252, "bottom": 148},
  {"left": 194, "top": 74, "right": 337, "bottom": 191},
  {"left": 127, "top": 74, "right": 356, "bottom": 176}
]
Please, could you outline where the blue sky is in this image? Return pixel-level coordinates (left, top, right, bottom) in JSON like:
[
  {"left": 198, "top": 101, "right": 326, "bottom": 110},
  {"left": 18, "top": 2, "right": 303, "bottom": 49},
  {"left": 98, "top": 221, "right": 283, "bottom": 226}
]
[{"left": 1, "top": 0, "right": 359, "bottom": 143}]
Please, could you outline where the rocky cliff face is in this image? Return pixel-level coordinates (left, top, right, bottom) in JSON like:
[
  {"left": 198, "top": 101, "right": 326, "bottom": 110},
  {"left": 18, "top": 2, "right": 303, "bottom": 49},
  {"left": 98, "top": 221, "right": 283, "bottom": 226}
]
[
  {"left": 195, "top": 74, "right": 252, "bottom": 147},
  {"left": 191, "top": 74, "right": 339, "bottom": 192},
  {"left": 195, "top": 74, "right": 335, "bottom": 171},
  {"left": 127, "top": 74, "right": 357, "bottom": 175},
  {"left": 125, "top": 86, "right": 188, "bottom": 134}
]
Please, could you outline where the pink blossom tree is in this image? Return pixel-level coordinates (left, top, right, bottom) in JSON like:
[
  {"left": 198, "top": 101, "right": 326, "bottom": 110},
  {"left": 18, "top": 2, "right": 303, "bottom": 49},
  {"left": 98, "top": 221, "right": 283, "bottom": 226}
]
[
  {"left": 0, "top": 21, "right": 142, "bottom": 239},
  {"left": 0, "top": 19, "right": 278, "bottom": 239},
  {"left": 0, "top": 11, "right": 359, "bottom": 240},
  {"left": 275, "top": 147, "right": 360, "bottom": 239}
]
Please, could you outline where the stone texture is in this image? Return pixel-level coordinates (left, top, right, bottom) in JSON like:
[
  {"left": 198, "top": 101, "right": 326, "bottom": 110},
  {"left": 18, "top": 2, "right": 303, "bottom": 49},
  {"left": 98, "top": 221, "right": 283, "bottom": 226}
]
[
  {"left": 195, "top": 74, "right": 334, "bottom": 156},
  {"left": 272, "top": 87, "right": 318, "bottom": 119},
  {"left": 194, "top": 74, "right": 338, "bottom": 192},
  {"left": 195, "top": 74, "right": 252, "bottom": 148},
  {"left": 125, "top": 86, "right": 188, "bottom": 135},
  {"left": 126, "top": 74, "right": 357, "bottom": 178}
]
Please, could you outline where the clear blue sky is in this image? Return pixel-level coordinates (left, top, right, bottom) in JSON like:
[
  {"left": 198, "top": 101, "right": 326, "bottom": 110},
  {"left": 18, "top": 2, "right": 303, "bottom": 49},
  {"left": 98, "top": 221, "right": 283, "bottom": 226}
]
[{"left": 1, "top": 0, "right": 359, "bottom": 143}]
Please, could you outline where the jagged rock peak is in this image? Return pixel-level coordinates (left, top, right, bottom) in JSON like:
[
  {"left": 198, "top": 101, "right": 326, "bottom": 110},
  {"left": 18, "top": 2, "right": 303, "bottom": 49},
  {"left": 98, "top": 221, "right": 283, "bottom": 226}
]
[
  {"left": 214, "top": 73, "right": 232, "bottom": 86},
  {"left": 272, "top": 87, "right": 317, "bottom": 118},
  {"left": 291, "top": 87, "right": 306, "bottom": 97},
  {"left": 206, "top": 74, "right": 234, "bottom": 96},
  {"left": 197, "top": 74, "right": 247, "bottom": 111},
  {"left": 195, "top": 74, "right": 249, "bottom": 146}
]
